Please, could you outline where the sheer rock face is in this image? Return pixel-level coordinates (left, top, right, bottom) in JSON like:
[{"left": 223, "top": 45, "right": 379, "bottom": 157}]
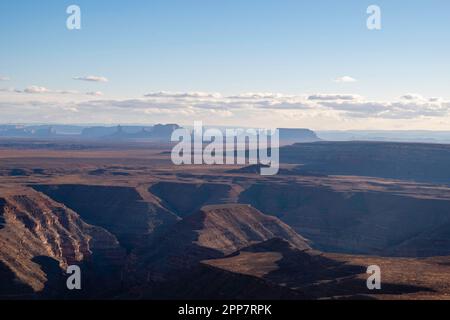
[
  {"left": 32, "top": 184, "right": 179, "bottom": 251},
  {"left": 0, "top": 189, "right": 125, "bottom": 293}
]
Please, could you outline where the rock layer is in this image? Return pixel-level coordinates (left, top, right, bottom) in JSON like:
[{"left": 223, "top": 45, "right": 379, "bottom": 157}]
[{"left": 0, "top": 188, "right": 125, "bottom": 296}]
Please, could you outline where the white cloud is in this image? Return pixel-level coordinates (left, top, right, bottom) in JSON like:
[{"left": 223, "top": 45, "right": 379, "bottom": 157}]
[
  {"left": 401, "top": 93, "right": 424, "bottom": 101},
  {"left": 320, "top": 100, "right": 450, "bottom": 119},
  {"left": 227, "top": 92, "right": 287, "bottom": 100},
  {"left": 0, "top": 87, "right": 17, "bottom": 92},
  {"left": 73, "top": 75, "right": 109, "bottom": 82},
  {"left": 14, "top": 86, "right": 79, "bottom": 95},
  {"left": 86, "top": 91, "right": 103, "bottom": 96},
  {"left": 333, "top": 76, "right": 357, "bottom": 83},
  {"left": 24, "top": 85, "right": 50, "bottom": 94},
  {"left": 144, "top": 91, "right": 221, "bottom": 99},
  {"left": 57, "top": 90, "right": 79, "bottom": 95},
  {"left": 308, "top": 94, "right": 360, "bottom": 101},
  {"left": 0, "top": 76, "right": 10, "bottom": 81},
  {"left": 0, "top": 90, "right": 449, "bottom": 129}
]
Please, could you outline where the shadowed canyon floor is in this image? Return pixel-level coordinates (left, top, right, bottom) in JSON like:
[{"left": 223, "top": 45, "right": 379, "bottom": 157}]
[{"left": 1, "top": 140, "right": 450, "bottom": 299}]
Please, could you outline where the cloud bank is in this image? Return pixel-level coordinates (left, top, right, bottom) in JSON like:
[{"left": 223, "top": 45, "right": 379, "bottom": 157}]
[
  {"left": 73, "top": 75, "right": 109, "bottom": 82},
  {"left": 0, "top": 89, "right": 449, "bottom": 130},
  {"left": 24, "top": 86, "right": 50, "bottom": 94},
  {"left": 86, "top": 91, "right": 104, "bottom": 96}
]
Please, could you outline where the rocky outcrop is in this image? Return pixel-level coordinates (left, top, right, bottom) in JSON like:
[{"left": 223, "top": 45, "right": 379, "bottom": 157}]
[
  {"left": 33, "top": 184, "right": 178, "bottom": 250},
  {"left": 139, "top": 204, "right": 311, "bottom": 280},
  {"left": 279, "top": 128, "right": 321, "bottom": 144},
  {"left": 194, "top": 204, "right": 311, "bottom": 253},
  {"left": 0, "top": 189, "right": 125, "bottom": 296}
]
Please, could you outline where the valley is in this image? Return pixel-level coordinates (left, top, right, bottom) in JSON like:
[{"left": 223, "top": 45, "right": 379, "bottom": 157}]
[{"left": 1, "top": 140, "right": 450, "bottom": 299}]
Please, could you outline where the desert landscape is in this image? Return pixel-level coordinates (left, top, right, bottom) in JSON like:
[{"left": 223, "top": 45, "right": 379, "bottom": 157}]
[
  {"left": 1, "top": 127, "right": 450, "bottom": 300},
  {"left": 2, "top": 1, "right": 450, "bottom": 304}
]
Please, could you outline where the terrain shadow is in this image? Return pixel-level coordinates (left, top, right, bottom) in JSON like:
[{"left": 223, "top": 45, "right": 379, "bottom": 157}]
[
  {"left": 0, "top": 198, "right": 5, "bottom": 230},
  {"left": 149, "top": 182, "right": 232, "bottom": 217},
  {"left": 32, "top": 184, "right": 154, "bottom": 251},
  {"left": 263, "top": 242, "right": 435, "bottom": 298},
  {"left": 0, "top": 261, "right": 35, "bottom": 298},
  {"left": 31, "top": 256, "right": 66, "bottom": 299}
]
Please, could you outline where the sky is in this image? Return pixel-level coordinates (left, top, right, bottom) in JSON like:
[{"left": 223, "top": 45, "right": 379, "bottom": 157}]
[{"left": 1, "top": 0, "right": 450, "bottom": 129}]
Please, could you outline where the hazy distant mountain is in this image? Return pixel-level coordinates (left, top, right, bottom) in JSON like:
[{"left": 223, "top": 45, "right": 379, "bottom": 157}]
[
  {"left": 0, "top": 125, "right": 32, "bottom": 137},
  {"left": 0, "top": 125, "right": 70, "bottom": 138},
  {"left": 33, "top": 126, "right": 57, "bottom": 138},
  {"left": 102, "top": 124, "right": 180, "bottom": 141},
  {"left": 0, "top": 124, "right": 181, "bottom": 142},
  {"left": 81, "top": 126, "right": 120, "bottom": 138},
  {"left": 279, "top": 128, "right": 321, "bottom": 144},
  {"left": 318, "top": 130, "right": 450, "bottom": 144},
  {"left": 4, "top": 125, "right": 450, "bottom": 145}
]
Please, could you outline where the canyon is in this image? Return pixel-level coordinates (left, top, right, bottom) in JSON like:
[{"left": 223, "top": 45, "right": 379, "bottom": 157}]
[{"left": 0, "top": 139, "right": 450, "bottom": 299}]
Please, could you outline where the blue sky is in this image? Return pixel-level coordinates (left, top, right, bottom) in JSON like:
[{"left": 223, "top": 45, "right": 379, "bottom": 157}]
[{"left": 1, "top": 0, "right": 450, "bottom": 129}]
